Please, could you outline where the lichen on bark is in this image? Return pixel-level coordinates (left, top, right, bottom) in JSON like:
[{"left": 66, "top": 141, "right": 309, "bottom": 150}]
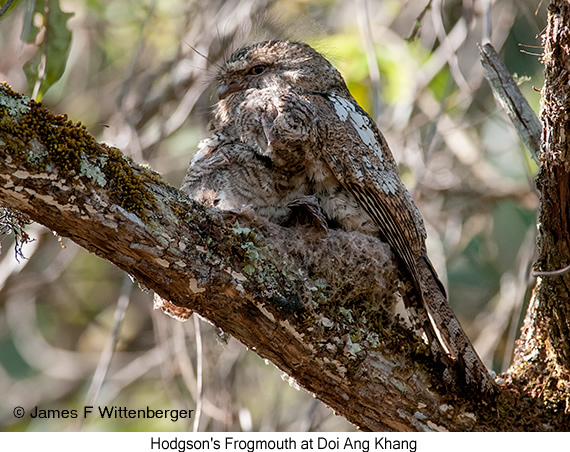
[
  {"left": 0, "top": 83, "right": 154, "bottom": 218},
  {"left": 508, "top": 0, "right": 570, "bottom": 415}
]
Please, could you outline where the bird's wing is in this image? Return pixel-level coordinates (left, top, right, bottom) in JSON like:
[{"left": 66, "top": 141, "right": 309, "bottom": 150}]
[
  {"left": 308, "top": 93, "right": 495, "bottom": 394},
  {"left": 318, "top": 93, "right": 426, "bottom": 279}
]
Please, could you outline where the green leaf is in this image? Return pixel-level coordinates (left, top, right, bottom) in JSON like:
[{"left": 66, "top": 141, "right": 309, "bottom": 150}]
[
  {"left": 21, "top": 0, "right": 45, "bottom": 92},
  {"left": 23, "top": 0, "right": 73, "bottom": 100},
  {"left": 42, "top": 0, "right": 73, "bottom": 99}
]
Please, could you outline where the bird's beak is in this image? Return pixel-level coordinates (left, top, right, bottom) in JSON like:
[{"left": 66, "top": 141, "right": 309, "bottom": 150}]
[{"left": 218, "top": 82, "right": 244, "bottom": 100}]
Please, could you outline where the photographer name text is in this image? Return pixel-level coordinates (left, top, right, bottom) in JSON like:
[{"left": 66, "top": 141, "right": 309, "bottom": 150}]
[{"left": 24, "top": 406, "right": 193, "bottom": 422}]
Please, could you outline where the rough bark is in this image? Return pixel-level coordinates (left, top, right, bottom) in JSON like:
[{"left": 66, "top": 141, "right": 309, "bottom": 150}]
[
  {"left": 508, "top": 0, "right": 570, "bottom": 414},
  {"left": 0, "top": 70, "right": 568, "bottom": 430}
]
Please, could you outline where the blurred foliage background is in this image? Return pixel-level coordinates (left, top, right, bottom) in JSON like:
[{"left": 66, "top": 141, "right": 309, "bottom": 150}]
[{"left": 0, "top": 0, "right": 545, "bottom": 432}]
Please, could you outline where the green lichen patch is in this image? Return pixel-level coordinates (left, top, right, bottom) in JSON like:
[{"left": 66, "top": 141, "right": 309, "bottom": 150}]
[
  {"left": 0, "top": 86, "right": 156, "bottom": 218},
  {"left": 79, "top": 153, "right": 107, "bottom": 186},
  {"left": 0, "top": 83, "right": 30, "bottom": 118},
  {"left": 230, "top": 222, "right": 427, "bottom": 351},
  {"left": 232, "top": 226, "right": 292, "bottom": 292},
  {"left": 234, "top": 224, "right": 443, "bottom": 384}
]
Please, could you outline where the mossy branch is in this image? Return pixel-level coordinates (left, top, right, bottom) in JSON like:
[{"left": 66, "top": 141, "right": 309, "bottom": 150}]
[{"left": 0, "top": 83, "right": 567, "bottom": 431}]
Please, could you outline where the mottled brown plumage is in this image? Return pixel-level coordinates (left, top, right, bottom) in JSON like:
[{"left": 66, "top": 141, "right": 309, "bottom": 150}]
[{"left": 182, "top": 40, "right": 495, "bottom": 393}]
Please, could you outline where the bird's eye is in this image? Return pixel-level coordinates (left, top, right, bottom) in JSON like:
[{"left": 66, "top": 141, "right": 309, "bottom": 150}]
[{"left": 248, "top": 64, "right": 267, "bottom": 75}]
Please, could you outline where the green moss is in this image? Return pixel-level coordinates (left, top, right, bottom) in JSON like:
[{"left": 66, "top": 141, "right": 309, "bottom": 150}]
[
  {"left": 170, "top": 203, "right": 188, "bottom": 220},
  {"left": 102, "top": 146, "right": 155, "bottom": 215},
  {"left": 0, "top": 83, "right": 156, "bottom": 218}
]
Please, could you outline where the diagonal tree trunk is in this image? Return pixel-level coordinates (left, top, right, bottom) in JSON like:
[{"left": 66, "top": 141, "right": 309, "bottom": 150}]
[
  {"left": 0, "top": 79, "right": 567, "bottom": 430},
  {"left": 0, "top": 83, "right": 473, "bottom": 431}
]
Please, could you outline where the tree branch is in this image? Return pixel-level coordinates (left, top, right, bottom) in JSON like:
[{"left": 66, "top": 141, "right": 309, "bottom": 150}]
[
  {"left": 1, "top": 83, "right": 567, "bottom": 430},
  {"left": 508, "top": 0, "right": 570, "bottom": 413},
  {"left": 479, "top": 42, "right": 542, "bottom": 163}
]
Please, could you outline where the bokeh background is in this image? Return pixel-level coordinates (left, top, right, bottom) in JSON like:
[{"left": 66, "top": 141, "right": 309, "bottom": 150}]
[{"left": 0, "top": 0, "right": 544, "bottom": 431}]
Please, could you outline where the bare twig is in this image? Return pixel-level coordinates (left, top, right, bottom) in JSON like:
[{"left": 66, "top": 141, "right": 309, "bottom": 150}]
[
  {"left": 532, "top": 263, "right": 570, "bottom": 277},
  {"left": 0, "top": 0, "right": 15, "bottom": 18},
  {"left": 479, "top": 42, "right": 542, "bottom": 163},
  {"left": 406, "top": 0, "right": 433, "bottom": 41}
]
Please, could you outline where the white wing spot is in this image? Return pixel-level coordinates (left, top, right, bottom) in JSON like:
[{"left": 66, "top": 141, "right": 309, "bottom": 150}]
[
  {"left": 331, "top": 95, "right": 349, "bottom": 121},
  {"left": 330, "top": 94, "right": 383, "bottom": 163}
]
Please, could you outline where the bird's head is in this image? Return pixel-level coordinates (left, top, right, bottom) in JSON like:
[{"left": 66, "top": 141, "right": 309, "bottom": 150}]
[{"left": 216, "top": 40, "right": 349, "bottom": 101}]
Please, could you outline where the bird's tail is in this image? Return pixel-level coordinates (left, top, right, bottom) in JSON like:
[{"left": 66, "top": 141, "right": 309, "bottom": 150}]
[{"left": 416, "top": 255, "right": 496, "bottom": 395}]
